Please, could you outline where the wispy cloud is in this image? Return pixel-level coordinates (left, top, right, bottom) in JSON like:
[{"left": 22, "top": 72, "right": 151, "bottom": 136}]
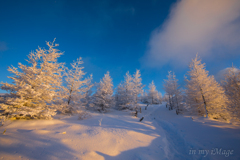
[
  {"left": 143, "top": 0, "right": 240, "bottom": 68},
  {"left": 215, "top": 67, "right": 240, "bottom": 82}
]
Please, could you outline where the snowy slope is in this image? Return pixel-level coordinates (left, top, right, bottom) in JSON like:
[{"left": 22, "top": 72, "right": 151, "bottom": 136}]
[
  {"left": 150, "top": 104, "right": 240, "bottom": 160},
  {"left": 0, "top": 103, "right": 240, "bottom": 160},
  {"left": 0, "top": 105, "right": 168, "bottom": 160}
]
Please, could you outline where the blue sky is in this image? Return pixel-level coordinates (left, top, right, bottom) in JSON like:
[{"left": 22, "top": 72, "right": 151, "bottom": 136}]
[{"left": 1, "top": 0, "right": 240, "bottom": 94}]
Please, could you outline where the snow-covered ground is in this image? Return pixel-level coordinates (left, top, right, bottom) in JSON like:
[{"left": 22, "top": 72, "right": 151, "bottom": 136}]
[{"left": 0, "top": 103, "right": 240, "bottom": 160}]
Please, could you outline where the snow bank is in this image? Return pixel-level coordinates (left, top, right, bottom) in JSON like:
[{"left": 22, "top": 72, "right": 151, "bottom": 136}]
[
  {"left": 0, "top": 108, "right": 167, "bottom": 160},
  {"left": 0, "top": 104, "right": 239, "bottom": 160}
]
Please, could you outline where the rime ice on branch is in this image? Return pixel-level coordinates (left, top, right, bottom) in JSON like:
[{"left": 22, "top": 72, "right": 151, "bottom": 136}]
[
  {"left": 61, "top": 57, "right": 93, "bottom": 114},
  {"left": 92, "top": 71, "right": 114, "bottom": 112},
  {"left": 0, "top": 39, "right": 64, "bottom": 119},
  {"left": 147, "top": 81, "right": 161, "bottom": 104},
  {"left": 222, "top": 66, "right": 240, "bottom": 121},
  {"left": 115, "top": 70, "right": 144, "bottom": 110},
  {"left": 185, "top": 54, "right": 229, "bottom": 120},
  {"left": 163, "top": 71, "right": 182, "bottom": 113}
]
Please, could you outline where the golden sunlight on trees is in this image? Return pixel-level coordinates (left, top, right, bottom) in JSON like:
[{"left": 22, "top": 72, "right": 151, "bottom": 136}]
[
  {"left": 1, "top": 39, "right": 64, "bottom": 120},
  {"left": 185, "top": 54, "right": 229, "bottom": 120}
]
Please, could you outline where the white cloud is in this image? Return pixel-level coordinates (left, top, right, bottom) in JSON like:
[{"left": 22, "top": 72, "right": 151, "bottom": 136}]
[
  {"left": 215, "top": 67, "right": 240, "bottom": 82},
  {"left": 143, "top": 0, "right": 240, "bottom": 68}
]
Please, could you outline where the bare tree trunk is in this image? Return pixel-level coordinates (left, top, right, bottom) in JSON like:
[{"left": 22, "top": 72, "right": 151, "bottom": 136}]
[
  {"left": 67, "top": 95, "right": 71, "bottom": 105},
  {"left": 135, "top": 110, "right": 138, "bottom": 117},
  {"left": 169, "top": 95, "right": 172, "bottom": 110},
  {"left": 176, "top": 95, "right": 179, "bottom": 115},
  {"left": 68, "top": 84, "right": 74, "bottom": 105},
  {"left": 102, "top": 104, "right": 104, "bottom": 112},
  {"left": 68, "top": 90, "right": 72, "bottom": 105},
  {"left": 200, "top": 88, "right": 208, "bottom": 118}
]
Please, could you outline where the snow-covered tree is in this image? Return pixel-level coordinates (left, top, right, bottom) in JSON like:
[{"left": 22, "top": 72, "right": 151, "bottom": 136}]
[
  {"left": 132, "top": 70, "right": 144, "bottom": 104},
  {"left": 0, "top": 39, "right": 64, "bottom": 119},
  {"left": 222, "top": 66, "right": 240, "bottom": 121},
  {"left": 171, "top": 74, "right": 183, "bottom": 114},
  {"left": 124, "top": 71, "right": 135, "bottom": 105},
  {"left": 115, "top": 70, "right": 144, "bottom": 110},
  {"left": 185, "top": 54, "right": 229, "bottom": 120},
  {"left": 162, "top": 94, "right": 169, "bottom": 102},
  {"left": 61, "top": 57, "right": 92, "bottom": 113},
  {"left": 147, "top": 81, "right": 161, "bottom": 104},
  {"left": 173, "top": 88, "right": 184, "bottom": 115},
  {"left": 158, "top": 92, "right": 162, "bottom": 103},
  {"left": 140, "top": 91, "right": 149, "bottom": 104},
  {"left": 115, "top": 72, "right": 134, "bottom": 110},
  {"left": 115, "top": 82, "right": 127, "bottom": 109},
  {"left": 163, "top": 71, "right": 175, "bottom": 110},
  {"left": 84, "top": 89, "right": 94, "bottom": 109},
  {"left": 92, "top": 71, "right": 114, "bottom": 112},
  {"left": 163, "top": 71, "right": 182, "bottom": 113}
]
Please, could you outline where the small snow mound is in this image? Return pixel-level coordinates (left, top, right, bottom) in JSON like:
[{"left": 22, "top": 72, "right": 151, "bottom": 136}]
[{"left": 78, "top": 111, "right": 92, "bottom": 120}]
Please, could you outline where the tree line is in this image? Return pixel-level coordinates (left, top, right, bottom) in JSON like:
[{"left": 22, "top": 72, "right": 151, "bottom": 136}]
[
  {"left": 163, "top": 54, "right": 240, "bottom": 122},
  {"left": 0, "top": 41, "right": 239, "bottom": 124},
  {"left": 0, "top": 40, "right": 161, "bottom": 124}
]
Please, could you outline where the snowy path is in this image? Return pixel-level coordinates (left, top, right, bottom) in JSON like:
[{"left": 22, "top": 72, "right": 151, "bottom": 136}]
[
  {"left": 0, "top": 104, "right": 240, "bottom": 160},
  {"left": 151, "top": 103, "right": 240, "bottom": 160},
  {"left": 138, "top": 105, "right": 190, "bottom": 159}
]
